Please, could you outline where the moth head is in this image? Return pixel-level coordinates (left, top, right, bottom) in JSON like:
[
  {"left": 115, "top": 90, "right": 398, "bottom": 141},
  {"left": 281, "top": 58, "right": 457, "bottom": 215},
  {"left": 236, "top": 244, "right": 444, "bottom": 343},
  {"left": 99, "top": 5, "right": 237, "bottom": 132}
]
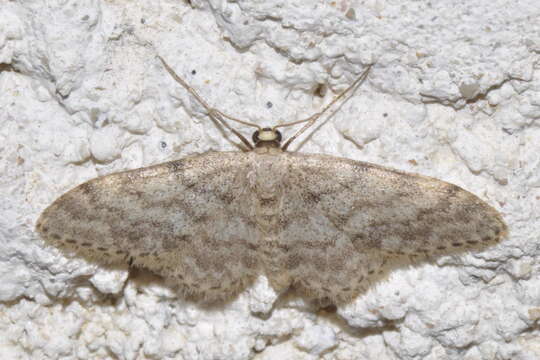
[{"left": 252, "top": 128, "right": 282, "bottom": 148}]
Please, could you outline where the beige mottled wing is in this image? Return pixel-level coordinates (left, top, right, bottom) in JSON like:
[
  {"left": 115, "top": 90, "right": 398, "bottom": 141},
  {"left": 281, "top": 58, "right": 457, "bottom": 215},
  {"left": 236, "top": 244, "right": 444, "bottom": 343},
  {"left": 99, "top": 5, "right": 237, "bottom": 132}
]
[
  {"left": 36, "top": 152, "right": 259, "bottom": 302},
  {"left": 273, "top": 153, "right": 507, "bottom": 303}
]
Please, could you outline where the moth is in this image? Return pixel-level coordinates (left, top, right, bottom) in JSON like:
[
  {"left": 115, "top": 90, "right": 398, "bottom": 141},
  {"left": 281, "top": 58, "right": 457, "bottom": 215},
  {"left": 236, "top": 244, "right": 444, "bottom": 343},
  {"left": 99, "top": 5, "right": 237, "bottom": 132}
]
[{"left": 36, "top": 56, "right": 507, "bottom": 304}]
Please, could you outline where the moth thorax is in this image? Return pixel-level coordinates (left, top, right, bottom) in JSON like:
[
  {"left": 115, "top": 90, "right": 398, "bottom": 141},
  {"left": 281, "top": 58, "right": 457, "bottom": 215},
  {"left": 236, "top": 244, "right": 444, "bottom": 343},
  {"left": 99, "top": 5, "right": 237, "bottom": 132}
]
[{"left": 252, "top": 128, "right": 282, "bottom": 148}]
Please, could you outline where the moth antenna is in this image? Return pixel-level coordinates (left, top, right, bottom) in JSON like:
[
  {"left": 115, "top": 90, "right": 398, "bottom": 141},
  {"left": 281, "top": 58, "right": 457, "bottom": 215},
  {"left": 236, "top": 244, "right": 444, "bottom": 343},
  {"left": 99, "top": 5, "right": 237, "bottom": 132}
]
[
  {"left": 278, "top": 64, "right": 372, "bottom": 151},
  {"left": 157, "top": 55, "right": 258, "bottom": 150}
]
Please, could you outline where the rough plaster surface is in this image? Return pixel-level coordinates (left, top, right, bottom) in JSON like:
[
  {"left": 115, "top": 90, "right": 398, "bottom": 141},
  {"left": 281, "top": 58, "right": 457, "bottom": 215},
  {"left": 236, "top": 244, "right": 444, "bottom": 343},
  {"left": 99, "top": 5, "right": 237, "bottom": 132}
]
[{"left": 0, "top": 0, "right": 539, "bottom": 359}]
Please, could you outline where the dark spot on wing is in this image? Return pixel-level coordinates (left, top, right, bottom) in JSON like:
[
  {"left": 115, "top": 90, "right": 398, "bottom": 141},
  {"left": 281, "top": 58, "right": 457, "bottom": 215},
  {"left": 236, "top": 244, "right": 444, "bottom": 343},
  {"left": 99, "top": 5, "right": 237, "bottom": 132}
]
[
  {"left": 277, "top": 243, "right": 290, "bottom": 252},
  {"left": 286, "top": 253, "right": 301, "bottom": 270},
  {"left": 258, "top": 197, "right": 278, "bottom": 207},
  {"left": 166, "top": 161, "right": 184, "bottom": 173},
  {"left": 175, "top": 235, "right": 192, "bottom": 243},
  {"left": 247, "top": 242, "right": 259, "bottom": 251},
  {"left": 193, "top": 214, "right": 210, "bottom": 224},
  {"left": 305, "top": 191, "right": 320, "bottom": 203},
  {"left": 78, "top": 182, "right": 95, "bottom": 196},
  {"left": 218, "top": 191, "right": 235, "bottom": 205},
  {"left": 444, "top": 184, "right": 461, "bottom": 197}
]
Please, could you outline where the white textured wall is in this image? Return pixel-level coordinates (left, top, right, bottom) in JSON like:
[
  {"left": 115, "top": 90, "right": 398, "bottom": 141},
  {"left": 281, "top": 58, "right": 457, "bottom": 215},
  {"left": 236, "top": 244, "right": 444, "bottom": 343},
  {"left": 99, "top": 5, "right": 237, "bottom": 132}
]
[{"left": 1, "top": 0, "right": 539, "bottom": 359}]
